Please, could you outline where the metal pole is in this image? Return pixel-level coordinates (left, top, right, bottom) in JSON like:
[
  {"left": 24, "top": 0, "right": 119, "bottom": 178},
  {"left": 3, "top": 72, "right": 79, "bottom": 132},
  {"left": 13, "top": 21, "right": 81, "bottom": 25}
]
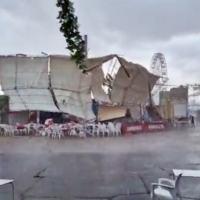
[{"left": 84, "top": 35, "right": 88, "bottom": 58}]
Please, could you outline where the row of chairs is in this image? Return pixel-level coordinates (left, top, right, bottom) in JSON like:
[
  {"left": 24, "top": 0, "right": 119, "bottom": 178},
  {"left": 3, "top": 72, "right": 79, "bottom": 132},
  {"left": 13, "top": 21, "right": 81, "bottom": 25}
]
[{"left": 0, "top": 122, "right": 122, "bottom": 139}]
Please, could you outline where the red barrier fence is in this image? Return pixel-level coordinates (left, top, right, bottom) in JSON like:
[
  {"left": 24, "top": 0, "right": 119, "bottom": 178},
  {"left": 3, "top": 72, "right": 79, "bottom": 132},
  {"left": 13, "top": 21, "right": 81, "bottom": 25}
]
[{"left": 121, "top": 121, "right": 167, "bottom": 134}]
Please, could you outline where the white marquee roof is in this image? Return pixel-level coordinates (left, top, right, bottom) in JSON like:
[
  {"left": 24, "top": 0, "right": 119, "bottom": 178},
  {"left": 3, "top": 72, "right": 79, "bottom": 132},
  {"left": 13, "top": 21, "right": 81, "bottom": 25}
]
[
  {"left": 0, "top": 56, "right": 60, "bottom": 112},
  {"left": 0, "top": 54, "right": 159, "bottom": 119}
]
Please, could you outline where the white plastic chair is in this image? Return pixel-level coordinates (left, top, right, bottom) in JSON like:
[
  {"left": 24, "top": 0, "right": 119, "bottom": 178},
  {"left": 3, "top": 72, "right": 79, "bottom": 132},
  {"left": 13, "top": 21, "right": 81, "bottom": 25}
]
[
  {"left": 102, "top": 123, "right": 109, "bottom": 136},
  {"left": 51, "top": 125, "right": 64, "bottom": 139},
  {"left": 45, "top": 127, "right": 52, "bottom": 138},
  {"left": 3, "top": 125, "right": 10, "bottom": 136},
  {"left": 79, "top": 130, "right": 86, "bottom": 138},
  {"left": 151, "top": 173, "right": 182, "bottom": 200},
  {"left": 107, "top": 122, "right": 115, "bottom": 136},
  {"left": 0, "top": 179, "right": 14, "bottom": 200},
  {"left": 96, "top": 123, "right": 106, "bottom": 137},
  {"left": 86, "top": 123, "right": 96, "bottom": 135},
  {"left": 69, "top": 128, "right": 77, "bottom": 137},
  {"left": 115, "top": 122, "right": 122, "bottom": 136}
]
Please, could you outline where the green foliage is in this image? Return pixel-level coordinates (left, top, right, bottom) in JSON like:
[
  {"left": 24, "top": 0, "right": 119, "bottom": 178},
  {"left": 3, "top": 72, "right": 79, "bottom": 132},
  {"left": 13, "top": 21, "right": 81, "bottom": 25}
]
[{"left": 56, "top": 0, "right": 86, "bottom": 71}]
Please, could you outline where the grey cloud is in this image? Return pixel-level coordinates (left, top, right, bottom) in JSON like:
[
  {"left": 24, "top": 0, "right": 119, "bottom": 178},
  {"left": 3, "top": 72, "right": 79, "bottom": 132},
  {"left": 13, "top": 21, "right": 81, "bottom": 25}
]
[
  {"left": 168, "top": 46, "right": 200, "bottom": 62},
  {"left": 0, "top": 0, "right": 57, "bottom": 24},
  {"left": 159, "top": 35, "right": 200, "bottom": 76},
  {"left": 0, "top": 0, "right": 66, "bottom": 54},
  {"left": 74, "top": 0, "right": 200, "bottom": 43},
  {"left": 1, "top": 0, "right": 200, "bottom": 46},
  {"left": 0, "top": 0, "right": 199, "bottom": 86}
]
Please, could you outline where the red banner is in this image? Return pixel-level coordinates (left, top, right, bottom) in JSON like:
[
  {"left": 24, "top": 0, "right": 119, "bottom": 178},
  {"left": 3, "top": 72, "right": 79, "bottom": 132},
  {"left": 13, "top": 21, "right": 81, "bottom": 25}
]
[{"left": 122, "top": 122, "right": 167, "bottom": 134}]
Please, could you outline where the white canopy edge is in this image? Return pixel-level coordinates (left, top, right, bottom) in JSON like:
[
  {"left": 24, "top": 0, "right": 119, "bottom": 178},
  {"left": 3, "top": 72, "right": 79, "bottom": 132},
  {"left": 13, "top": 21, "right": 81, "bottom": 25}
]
[{"left": 3, "top": 89, "right": 60, "bottom": 113}]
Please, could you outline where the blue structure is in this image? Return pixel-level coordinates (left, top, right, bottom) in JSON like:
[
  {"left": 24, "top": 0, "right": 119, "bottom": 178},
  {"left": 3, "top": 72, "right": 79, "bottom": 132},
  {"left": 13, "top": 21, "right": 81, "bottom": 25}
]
[{"left": 91, "top": 99, "right": 99, "bottom": 118}]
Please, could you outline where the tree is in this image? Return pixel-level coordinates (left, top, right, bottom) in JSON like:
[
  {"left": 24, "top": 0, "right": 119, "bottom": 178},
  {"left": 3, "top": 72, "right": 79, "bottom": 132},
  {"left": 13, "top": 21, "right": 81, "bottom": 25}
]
[{"left": 56, "top": 0, "right": 86, "bottom": 71}]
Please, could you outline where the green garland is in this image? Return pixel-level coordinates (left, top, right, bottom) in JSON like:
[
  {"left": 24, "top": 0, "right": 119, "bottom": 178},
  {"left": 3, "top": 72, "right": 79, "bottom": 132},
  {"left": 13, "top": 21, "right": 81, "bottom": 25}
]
[{"left": 56, "top": 0, "right": 86, "bottom": 71}]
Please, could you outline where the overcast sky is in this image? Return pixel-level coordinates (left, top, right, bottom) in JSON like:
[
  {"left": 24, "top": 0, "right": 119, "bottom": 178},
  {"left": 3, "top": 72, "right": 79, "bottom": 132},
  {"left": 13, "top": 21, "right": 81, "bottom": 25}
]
[{"left": 1, "top": 0, "right": 200, "bottom": 88}]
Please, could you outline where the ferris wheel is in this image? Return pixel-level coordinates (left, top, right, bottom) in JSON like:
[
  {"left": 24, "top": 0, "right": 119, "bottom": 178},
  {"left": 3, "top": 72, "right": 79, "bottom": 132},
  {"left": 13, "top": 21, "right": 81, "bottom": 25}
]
[{"left": 150, "top": 53, "right": 169, "bottom": 94}]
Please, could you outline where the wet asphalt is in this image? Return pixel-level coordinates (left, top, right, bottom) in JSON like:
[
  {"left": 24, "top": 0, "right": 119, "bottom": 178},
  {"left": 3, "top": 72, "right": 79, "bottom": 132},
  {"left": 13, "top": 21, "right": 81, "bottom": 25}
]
[{"left": 0, "top": 126, "right": 200, "bottom": 200}]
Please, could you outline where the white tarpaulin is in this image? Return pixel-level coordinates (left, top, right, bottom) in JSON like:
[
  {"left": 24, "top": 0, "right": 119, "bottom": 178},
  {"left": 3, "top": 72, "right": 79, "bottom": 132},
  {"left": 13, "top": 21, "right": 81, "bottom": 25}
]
[
  {"left": 4, "top": 90, "right": 26, "bottom": 111},
  {"left": 50, "top": 56, "right": 94, "bottom": 119},
  {"left": 91, "top": 66, "right": 111, "bottom": 103},
  {"left": 0, "top": 56, "right": 60, "bottom": 112},
  {"left": 0, "top": 54, "right": 158, "bottom": 116},
  {"left": 15, "top": 56, "right": 49, "bottom": 89},
  {"left": 18, "top": 89, "right": 60, "bottom": 112},
  {"left": 52, "top": 89, "right": 95, "bottom": 120},
  {"left": 0, "top": 56, "right": 16, "bottom": 90},
  {"left": 50, "top": 56, "right": 92, "bottom": 92},
  {"left": 49, "top": 55, "right": 114, "bottom": 119},
  {"left": 49, "top": 54, "right": 158, "bottom": 119},
  {"left": 87, "top": 55, "right": 116, "bottom": 103},
  {"left": 110, "top": 57, "right": 159, "bottom": 105}
]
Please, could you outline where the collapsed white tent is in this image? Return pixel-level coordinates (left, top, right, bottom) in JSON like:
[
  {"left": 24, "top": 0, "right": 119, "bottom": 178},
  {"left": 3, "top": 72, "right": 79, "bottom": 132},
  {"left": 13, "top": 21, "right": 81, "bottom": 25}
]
[
  {"left": 49, "top": 54, "right": 159, "bottom": 120},
  {"left": 49, "top": 55, "right": 93, "bottom": 120},
  {"left": 50, "top": 55, "right": 95, "bottom": 119},
  {"left": 86, "top": 55, "right": 159, "bottom": 120},
  {"left": 0, "top": 56, "right": 60, "bottom": 112},
  {"left": 109, "top": 56, "right": 159, "bottom": 105},
  {"left": 0, "top": 54, "right": 159, "bottom": 120},
  {"left": 0, "top": 55, "right": 113, "bottom": 117},
  {"left": 49, "top": 55, "right": 115, "bottom": 120},
  {"left": 85, "top": 55, "right": 117, "bottom": 103}
]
